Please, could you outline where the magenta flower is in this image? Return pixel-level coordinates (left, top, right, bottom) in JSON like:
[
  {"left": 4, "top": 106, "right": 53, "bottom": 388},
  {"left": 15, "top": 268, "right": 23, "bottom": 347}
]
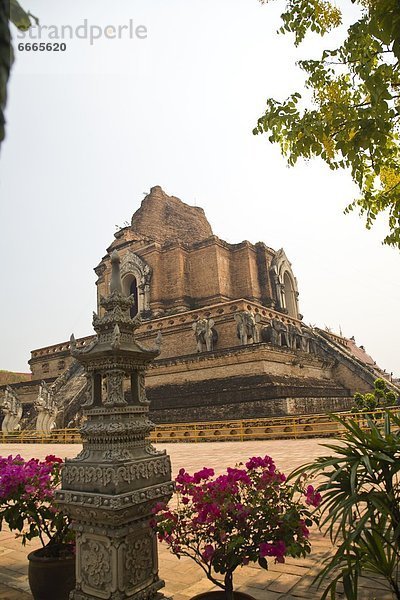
[
  {"left": 259, "top": 540, "right": 287, "bottom": 563},
  {"left": 44, "top": 455, "right": 63, "bottom": 464},
  {"left": 193, "top": 468, "right": 215, "bottom": 483},
  {"left": 201, "top": 544, "right": 215, "bottom": 562},
  {"left": 151, "top": 501, "right": 167, "bottom": 514},
  {"left": 299, "top": 519, "right": 310, "bottom": 538},
  {"left": 305, "top": 485, "right": 322, "bottom": 507}
]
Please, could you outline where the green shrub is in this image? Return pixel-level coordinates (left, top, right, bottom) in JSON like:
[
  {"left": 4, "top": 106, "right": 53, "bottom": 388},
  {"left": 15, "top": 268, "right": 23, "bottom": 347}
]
[{"left": 352, "top": 378, "right": 397, "bottom": 413}]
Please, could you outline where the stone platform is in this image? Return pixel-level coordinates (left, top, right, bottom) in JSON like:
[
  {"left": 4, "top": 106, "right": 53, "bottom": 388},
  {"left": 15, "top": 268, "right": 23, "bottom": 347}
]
[{"left": 0, "top": 439, "right": 393, "bottom": 599}]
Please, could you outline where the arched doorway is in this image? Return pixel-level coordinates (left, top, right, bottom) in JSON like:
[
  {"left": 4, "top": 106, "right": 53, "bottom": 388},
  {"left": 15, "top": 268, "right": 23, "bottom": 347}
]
[
  {"left": 283, "top": 272, "right": 297, "bottom": 318},
  {"left": 122, "top": 274, "right": 139, "bottom": 317},
  {"left": 120, "top": 252, "right": 152, "bottom": 315}
]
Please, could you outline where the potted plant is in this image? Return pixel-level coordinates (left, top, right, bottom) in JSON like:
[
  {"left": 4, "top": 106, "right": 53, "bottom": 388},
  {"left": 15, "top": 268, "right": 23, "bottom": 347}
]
[
  {"left": 0, "top": 453, "right": 75, "bottom": 600},
  {"left": 152, "top": 455, "right": 320, "bottom": 600}
]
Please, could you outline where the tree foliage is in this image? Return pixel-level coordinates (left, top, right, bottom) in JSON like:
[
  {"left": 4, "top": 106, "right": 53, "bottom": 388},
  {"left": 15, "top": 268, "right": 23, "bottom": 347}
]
[
  {"left": 353, "top": 377, "right": 397, "bottom": 412},
  {"left": 0, "top": 0, "right": 32, "bottom": 145},
  {"left": 254, "top": 0, "right": 400, "bottom": 247}
]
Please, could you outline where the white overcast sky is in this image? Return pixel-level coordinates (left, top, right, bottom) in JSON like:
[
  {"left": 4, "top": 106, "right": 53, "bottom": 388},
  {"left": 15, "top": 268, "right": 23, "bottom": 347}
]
[{"left": 0, "top": 0, "right": 399, "bottom": 376}]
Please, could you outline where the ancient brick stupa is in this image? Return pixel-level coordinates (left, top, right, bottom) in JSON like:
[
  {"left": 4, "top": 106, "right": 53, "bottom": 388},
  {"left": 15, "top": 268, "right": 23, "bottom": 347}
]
[
  {"left": 56, "top": 250, "right": 173, "bottom": 600},
  {"left": 8, "top": 185, "right": 398, "bottom": 429}
]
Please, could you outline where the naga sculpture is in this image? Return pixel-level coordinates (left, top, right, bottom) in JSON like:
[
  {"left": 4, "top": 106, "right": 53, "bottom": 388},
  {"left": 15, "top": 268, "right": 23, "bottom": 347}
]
[
  {"left": 35, "top": 381, "right": 58, "bottom": 434},
  {"left": 1, "top": 386, "right": 22, "bottom": 434},
  {"left": 192, "top": 318, "right": 218, "bottom": 352}
]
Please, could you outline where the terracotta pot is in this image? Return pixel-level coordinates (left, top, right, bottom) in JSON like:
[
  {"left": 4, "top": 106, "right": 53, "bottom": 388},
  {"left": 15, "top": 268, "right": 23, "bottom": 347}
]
[
  {"left": 27, "top": 545, "right": 75, "bottom": 600},
  {"left": 190, "top": 592, "right": 255, "bottom": 600}
]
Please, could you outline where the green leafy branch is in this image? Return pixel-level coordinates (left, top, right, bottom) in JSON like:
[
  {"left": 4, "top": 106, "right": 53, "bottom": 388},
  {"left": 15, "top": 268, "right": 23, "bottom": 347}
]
[{"left": 255, "top": 0, "right": 400, "bottom": 247}]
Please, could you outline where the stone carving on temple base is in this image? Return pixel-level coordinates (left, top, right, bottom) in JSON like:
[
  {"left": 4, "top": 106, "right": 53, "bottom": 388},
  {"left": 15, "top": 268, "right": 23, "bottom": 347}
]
[
  {"left": 56, "top": 249, "right": 173, "bottom": 600},
  {"left": 80, "top": 537, "right": 112, "bottom": 592},
  {"left": 287, "top": 323, "right": 302, "bottom": 351},
  {"left": 192, "top": 318, "right": 218, "bottom": 352},
  {"left": 261, "top": 318, "right": 289, "bottom": 347},
  {"left": 234, "top": 311, "right": 261, "bottom": 345},
  {"left": 272, "top": 319, "right": 290, "bottom": 347},
  {"left": 260, "top": 319, "right": 323, "bottom": 355},
  {"left": 34, "top": 381, "right": 58, "bottom": 434},
  {"left": 300, "top": 326, "right": 319, "bottom": 355},
  {"left": 1, "top": 386, "right": 22, "bottom": 434}
]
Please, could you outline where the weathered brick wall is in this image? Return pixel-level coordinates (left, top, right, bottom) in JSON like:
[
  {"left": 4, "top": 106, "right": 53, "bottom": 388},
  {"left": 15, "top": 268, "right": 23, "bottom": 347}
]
[
  {"left": 146, "top": 343, "right": 333, "bottom": 389},
  {"left": 149, "top": 395, "right": 353, "bottom": 424},
  {"left": 130, "top": 186, "right": 213, "bottom": 245},
  {"left": 332, "top": 361, "right": 375, "bottom": 395},
  {"left": 29, "top": 336, "right": 92, "bottom": 379}
]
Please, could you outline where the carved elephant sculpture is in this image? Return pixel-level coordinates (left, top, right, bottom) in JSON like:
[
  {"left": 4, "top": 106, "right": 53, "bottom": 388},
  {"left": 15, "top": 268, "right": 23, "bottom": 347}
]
[
  {"left": 300, "top": 327, "right": 319, "bottom": 354},
  {"left": 192, "top": 318, "right": 218, "bottom": 352},
  {"left": 274, "top": 319, "right": 290, "bottom": 347},
  {"left": 234, "top": 311, "right": 261, "bottom": 345},
  {"left": 261, "top": 318, "right": 289, "bottom": 347},
  {"left": 261, "top": 321, "right": 278, "bottom": 345},
  {"left": 287, "top": 323, "right": 302, "bottom": 350}
]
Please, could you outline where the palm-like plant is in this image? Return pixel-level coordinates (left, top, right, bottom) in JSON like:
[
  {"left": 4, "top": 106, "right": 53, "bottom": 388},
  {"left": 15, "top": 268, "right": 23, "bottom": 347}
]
[{"left": 290, "top": 411, "right": 400, "bottom": 599}]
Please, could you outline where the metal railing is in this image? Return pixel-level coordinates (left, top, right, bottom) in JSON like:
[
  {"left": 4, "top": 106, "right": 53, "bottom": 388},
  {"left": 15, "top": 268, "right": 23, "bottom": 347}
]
[{"left": 0, "top": 407, "right": 398, "bottom": 444}]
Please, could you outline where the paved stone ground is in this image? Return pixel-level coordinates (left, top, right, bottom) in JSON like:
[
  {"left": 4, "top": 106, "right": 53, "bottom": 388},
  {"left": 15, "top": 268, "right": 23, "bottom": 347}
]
[{"left": 0, "top": 439, "right": 394, "bottom": 599}]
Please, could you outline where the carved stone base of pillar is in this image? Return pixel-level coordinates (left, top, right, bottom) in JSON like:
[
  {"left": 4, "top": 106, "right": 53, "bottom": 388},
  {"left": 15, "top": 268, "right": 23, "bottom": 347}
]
[
  {"left": 71, "top": 579, "right": 165, "bottom": 600},
  {"left": 71, "top": 590, "right": 166, "bottom": 600},
  {"left": 70, "top": 527, "right": 166, "bottom": 600}
]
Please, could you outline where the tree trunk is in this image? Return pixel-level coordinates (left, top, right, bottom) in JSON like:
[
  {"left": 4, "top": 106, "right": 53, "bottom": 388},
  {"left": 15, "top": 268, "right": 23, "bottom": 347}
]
[{"left": 224, "top": 571, "right": 234, "bottom": 600}]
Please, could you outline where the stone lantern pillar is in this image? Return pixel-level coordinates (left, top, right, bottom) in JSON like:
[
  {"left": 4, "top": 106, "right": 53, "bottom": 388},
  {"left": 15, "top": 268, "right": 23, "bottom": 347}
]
[{"left": 56, "top": 250, "right": 173, "bottom": 600}]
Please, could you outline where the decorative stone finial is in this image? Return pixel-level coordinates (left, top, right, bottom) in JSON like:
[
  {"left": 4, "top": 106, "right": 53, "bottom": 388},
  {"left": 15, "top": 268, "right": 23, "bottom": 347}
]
[{"left": 110, "top": 250, "right": 122, "bottom": 293}]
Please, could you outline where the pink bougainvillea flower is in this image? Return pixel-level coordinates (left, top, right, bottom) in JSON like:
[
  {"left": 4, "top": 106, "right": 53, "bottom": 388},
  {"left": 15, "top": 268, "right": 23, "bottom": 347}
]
[
  {"left": 201, "top": 544, "right": 215, "bottom": 563},
  {"left": 193, "top": 467, "right": 215, "bottom": 483},
  {"left": 259, "top": 540, "right": 287, "bottom": 562},
  {"left": 299, "top": 519, "right": 310, "bottom": 538},
  {"left": 305, "top": 485, "right": 322, "bottom": 508},
  {"left": 44, "top": 455, "right": 63, "bottom": 464}
]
